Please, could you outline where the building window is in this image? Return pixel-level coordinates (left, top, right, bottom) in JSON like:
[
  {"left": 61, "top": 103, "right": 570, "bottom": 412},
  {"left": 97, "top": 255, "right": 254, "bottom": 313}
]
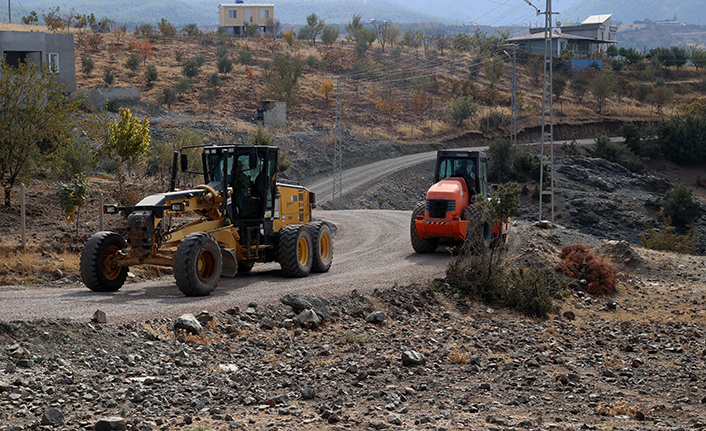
[
  {"left": 260, "top": 9, "right": 270, "bottom": 19},
  {"left": 228, "top": 9, "right": 237, "bottom": 19},
  {"left": 46, "top": 53, "right": 59, "bottom": 73}
]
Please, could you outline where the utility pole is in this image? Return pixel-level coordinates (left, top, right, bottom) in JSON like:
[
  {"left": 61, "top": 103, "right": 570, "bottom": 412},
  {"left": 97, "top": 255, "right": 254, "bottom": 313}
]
[
  {"left": 8, "top": 0, "right": 11, "bottom": 24},
  {"left": 332, "top": 77, "right": 344, "bottom": 209},
  {"left": 538, "top": 0, "right": 557, "bottom": 222}
]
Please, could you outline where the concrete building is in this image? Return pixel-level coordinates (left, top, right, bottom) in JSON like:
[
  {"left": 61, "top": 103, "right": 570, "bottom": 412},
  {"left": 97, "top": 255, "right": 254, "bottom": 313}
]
[
  {"left": 526, "top": 14, "right": 618, "bottom": 56},
  {"left": 218, "top": 2, "right": 275, "bottom": 36},
  {"left": 257, "top": 101, "right": 286, "bottom": 128},
  {"left": 507, "top": 31, "right": 604, "bottom": 58},
  {"left": 0, "top": 30, "right": 76, "bottom": 92}
]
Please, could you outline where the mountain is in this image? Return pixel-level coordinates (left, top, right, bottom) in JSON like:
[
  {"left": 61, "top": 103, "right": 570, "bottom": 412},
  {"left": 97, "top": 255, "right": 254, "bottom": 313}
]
[
  {"left": 0, "top": 0, "right": 455, "bottom": 27},
  {"left": 558, "top": 0, "right": 706, "bottom": 25},
  {"left": 1, "top": 0, "right": 583, "bottom": 27}
]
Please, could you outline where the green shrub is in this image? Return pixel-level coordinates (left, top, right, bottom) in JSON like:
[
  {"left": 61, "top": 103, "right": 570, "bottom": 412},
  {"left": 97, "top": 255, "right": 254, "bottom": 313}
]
[
  {"left": 656, "top": 115, "right": 706, "bottom": 165},
  {"left": 145, "top": 65, "right": 158, "bottom": 85},
  {"left": 57, "top": 173, "right": 88, "bottom": 230},
  {"left": 215, "top": 45, "right": 229, "bottom": 60},
  {"left": 209, "top": 72, "right": 221, "bottom": 89},
  {"left": 156, "top": 86, "right": 177, "bottom": 110},
  {"left": 306, "top": 54, "right": 317, "bottom": 68},
  {"left": 217, "top": 56, "right": 233, "bottom": 74},
  {"left": 506, "top": 268, "right": 565, "bottom": 318},
  {"left": 103, "top": 67, "right": 115, "bottom": 85},
  {"left": 661, "top": 184, "right": 702, "bottom": 229},
  {"left": 641, "top": 217, "right": 698, "bottom": 254},
  {"left": 175, "top": 78, "right": 191, "bottom": 96},
  {"left": 125, "top": 53, "right": 140, "bottom": 73},
  {"left": 239, "top": 50, "right": 253, "bottom": 66},
  {"left": 391, "top": 46, "right": 402, "bottom": 59},
  {"left": 487, "top": 138, "right": 515, "bottom": 182},
  {"left": 592, "top": 135, "right": 644, "bottom": 173},
  {"left": 182, "top": 59, "right": 201, "bottom": 79},
  {"left": 81, "top": 56, "right": 94, "bottom": 76},
  {"left": 447, "top": 96, "right": 478, "bottom": 126},
  {"left": 53, "top": 139, "right": 96, "bottom": 180}
]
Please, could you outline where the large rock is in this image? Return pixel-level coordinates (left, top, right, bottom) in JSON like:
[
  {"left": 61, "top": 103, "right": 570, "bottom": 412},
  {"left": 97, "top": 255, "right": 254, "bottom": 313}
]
[
  {"left": 41, "top": 408, "right": 64, "bottom": 426},
  {"left": 296, "top": 309, "right": 321, "bottom": 328},
  {"left": 174, "top": 314, "right": 202, "bottom": 335},
  {"left": 401, "top": 350, "right": 426, "bottom": 366},
  {"left": 94, "top": 417, "right": 127, "bottom": 431},
  {"left": 281, "top": 293, "right": 330, "bottom": 321}
]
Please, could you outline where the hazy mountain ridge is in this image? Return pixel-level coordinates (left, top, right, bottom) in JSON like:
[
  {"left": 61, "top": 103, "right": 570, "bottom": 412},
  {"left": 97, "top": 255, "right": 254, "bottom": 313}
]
[
  {"left": 558, "top": 0, "right": 706, "bottom": 25},
  {"left": 0, "top": 0, "right": 456, "bottom": 27},
  {"left": 1, "top": 0, "right": 587, "bottom": 27}
]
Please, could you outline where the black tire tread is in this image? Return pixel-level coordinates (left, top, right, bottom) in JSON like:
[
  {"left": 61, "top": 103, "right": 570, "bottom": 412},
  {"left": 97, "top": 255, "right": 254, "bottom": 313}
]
[
  {"left": 278, "top": 225, "right": 312, "bottom": 277},
  {"left": 80, "top": 231, "right": 128, "bottom": 292},
  {"left": 310, "top": 221, "right": 334, "bottom": 273},
  {"left": 410, "top": 203, "right": 439, "bottom": 253},
  {"left": 174, "top": 232, "right": 222, "bottom": 297}
]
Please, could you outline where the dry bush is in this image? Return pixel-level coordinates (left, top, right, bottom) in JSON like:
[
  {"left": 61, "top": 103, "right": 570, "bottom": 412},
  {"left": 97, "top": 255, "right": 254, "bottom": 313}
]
[
  {"left": 596, "top": 400, "right": 651, "bottom": 419},
  {"left": 448, "top": 348, "right": 471, "bottom": 364},
  {"left": 555, "top": 243, "right": 616, "bottom": 295}
]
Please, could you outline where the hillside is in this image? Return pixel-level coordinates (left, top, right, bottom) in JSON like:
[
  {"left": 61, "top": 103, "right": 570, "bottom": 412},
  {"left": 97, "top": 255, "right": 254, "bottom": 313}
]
[{"left": 559, "top": 0, "right": 706, "bottom": 25}]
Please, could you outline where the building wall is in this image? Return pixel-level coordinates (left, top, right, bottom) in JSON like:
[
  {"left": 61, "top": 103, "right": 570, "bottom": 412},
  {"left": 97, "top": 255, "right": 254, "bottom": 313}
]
[
  {"left": 219, "top": 5, "right": 274, "bottom": 27},
  {"left": 45, "top": 33, "right": 76, "bottom": 92},
  {"left": 0, "top": 31, "right": 76, "bottom": 92}
]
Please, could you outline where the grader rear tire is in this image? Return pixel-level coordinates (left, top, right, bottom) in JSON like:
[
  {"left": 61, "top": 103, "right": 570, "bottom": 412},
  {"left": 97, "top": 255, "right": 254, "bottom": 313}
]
[
  {"left": 278, "top": 225, "right": 313, "bottom": 277},
  {"left": 410, "top": 203, "right": 439, "bottom": 253},
  {"left": 80, "top": 231, "right": 128, "bottom": 292},
  {"left": 174, "top": 232, "right": 222, "bottom": 297},
  {"left": 310, "top": 221, "right": 333, "bottom": 273}
]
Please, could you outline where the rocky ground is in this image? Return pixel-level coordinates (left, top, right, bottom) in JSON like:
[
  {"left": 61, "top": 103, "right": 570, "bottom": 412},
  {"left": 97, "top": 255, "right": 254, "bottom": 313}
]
[
  {"left": 1, "top": 106, "right": 706, "bottom": 430},
  {"left": 1, "top": 221, "right": 706, "bottom": 431}
]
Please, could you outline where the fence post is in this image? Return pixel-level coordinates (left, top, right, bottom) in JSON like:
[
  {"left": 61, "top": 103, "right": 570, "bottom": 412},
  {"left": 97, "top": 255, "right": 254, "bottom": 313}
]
[
  {"left": 21, "top": 183, "right": 26, "bottom": 251},
  {"left": 99, "top": 193, "right": 104, "bottom": 231}
]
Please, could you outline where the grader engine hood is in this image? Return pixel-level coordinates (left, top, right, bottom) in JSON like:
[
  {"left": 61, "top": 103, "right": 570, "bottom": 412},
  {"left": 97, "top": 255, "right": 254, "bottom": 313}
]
[{"left": 425, "top": 178, "right": 469, "bottom": 219}]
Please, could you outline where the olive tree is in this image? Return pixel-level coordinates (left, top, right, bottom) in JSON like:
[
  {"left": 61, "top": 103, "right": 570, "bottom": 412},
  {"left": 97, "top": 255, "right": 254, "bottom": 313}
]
[{"left": 0, "top": 59, "right": 81, "bottom": 206}]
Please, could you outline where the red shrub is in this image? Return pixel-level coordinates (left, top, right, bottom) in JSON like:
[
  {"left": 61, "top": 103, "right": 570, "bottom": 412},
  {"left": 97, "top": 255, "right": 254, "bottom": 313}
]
[{"left": 555, "top": 243, "right": 616, "bottom": 295}]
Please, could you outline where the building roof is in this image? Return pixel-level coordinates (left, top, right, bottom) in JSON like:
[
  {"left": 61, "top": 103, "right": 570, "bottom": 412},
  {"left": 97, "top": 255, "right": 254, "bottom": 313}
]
[
  {"left": 508, "top": 32, "right": 599, "bottom": 42},
  {"left": 581, "top": 14, "right": 612, "bottom": 25},
  {"left": 219, "top": 3, "right": 275, "bottom": 7}
]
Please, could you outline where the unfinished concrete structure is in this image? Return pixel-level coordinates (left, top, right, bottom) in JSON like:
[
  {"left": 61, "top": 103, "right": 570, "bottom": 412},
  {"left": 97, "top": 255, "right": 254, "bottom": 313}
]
[
  {"left": 0, "top": 30, "right": 76, "bottom": 92},
  {"left": 257, "top": 100, "right": 286, "bottom": 128}
]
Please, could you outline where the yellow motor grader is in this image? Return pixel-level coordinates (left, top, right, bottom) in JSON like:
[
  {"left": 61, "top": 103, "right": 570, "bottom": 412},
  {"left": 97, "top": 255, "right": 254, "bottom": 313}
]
[{"left": 80, "top": 144, "right": 334, "bottom": 296}]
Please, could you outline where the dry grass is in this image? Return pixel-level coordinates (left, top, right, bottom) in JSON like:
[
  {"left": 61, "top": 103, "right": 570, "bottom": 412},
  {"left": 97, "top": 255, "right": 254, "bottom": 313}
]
[
  {"left": 0, "top": 245, "right": 80, "bottom": 285},
  {"left": 596, "top": 400, "right": 652, "bottom": 419},
  {"left": 447, "top": 347, "right": 472, "bottom": 364}
]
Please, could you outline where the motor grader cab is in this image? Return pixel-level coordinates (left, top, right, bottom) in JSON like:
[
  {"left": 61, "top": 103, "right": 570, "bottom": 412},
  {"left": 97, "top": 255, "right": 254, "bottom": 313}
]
[
  {"left": 410, "top": 149, "right": 507, "bottom": 253},
  {"left": 80, "top": 144, "right": 334, "bottom": 297}
]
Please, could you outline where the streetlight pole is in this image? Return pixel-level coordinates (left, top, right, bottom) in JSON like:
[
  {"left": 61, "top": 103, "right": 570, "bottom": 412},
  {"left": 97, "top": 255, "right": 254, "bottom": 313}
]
[{"left": 503, "top": 45, "right": 518, "bottom": 147}]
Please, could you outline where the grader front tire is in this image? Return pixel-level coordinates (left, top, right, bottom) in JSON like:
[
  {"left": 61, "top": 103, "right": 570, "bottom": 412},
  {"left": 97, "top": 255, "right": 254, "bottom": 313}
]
[
  {"left": 278, "top": 225, "right": 313, "bottom": 277},
  {"left": 174, "top": 232, "right": 222, "bottom": 297},
  {"left": 80, "top": 232, "right": 128, "bottom": 292}
]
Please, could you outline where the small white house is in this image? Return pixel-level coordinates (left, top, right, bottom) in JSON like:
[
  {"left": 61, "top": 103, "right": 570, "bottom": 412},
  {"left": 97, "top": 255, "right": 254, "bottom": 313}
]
[{"left": 218, "top": 3, "right": 275, "bottom": 36}]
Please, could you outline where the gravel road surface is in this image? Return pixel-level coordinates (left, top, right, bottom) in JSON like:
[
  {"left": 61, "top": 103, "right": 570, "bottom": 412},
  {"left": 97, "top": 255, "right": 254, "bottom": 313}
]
[
  {"left": 0, "top": 210, "right": 451, "bottom": 323},
  {"left": 306, "top": 138, "right": 621, "bottom": 206}
]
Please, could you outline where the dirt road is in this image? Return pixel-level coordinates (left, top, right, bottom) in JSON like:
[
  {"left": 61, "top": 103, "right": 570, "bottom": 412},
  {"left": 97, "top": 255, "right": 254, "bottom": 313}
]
[
  {"left": 0, "top": 210, "right": 451, "bottom": 322},
  {"left": 306, "top": 137, "right": 622, "bottom": 206}
]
